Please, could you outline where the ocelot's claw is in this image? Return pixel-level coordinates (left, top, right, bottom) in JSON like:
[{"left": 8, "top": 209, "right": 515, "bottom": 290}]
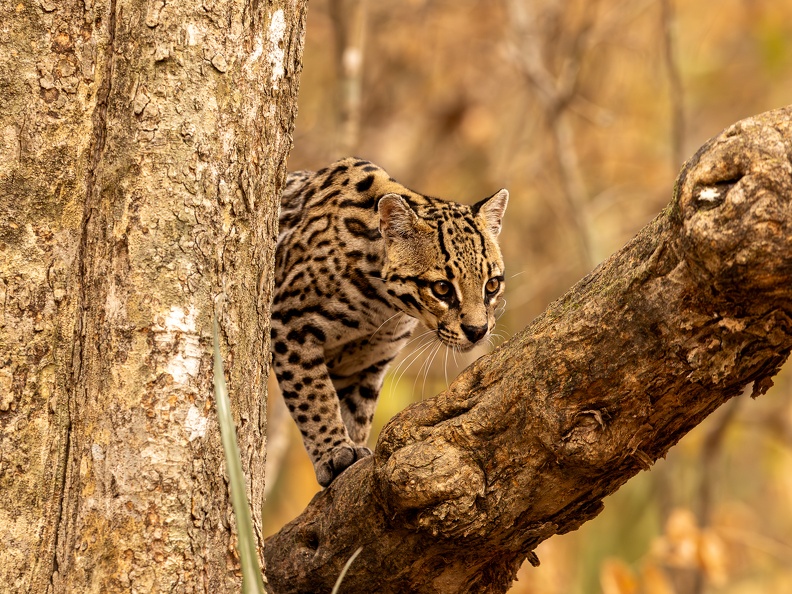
[{"left": 315, "top": 444, "right": 373, "bottom": 487}]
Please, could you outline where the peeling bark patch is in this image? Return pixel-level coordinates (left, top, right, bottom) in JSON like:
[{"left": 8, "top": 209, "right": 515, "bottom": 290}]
[
  {"left": 184, "top": 404, "right": 208, "bottom": 441},
  {"left": 145, "top": 0, "right": 165, "bottom": 28},
  {"left": 211, "top": 54, "right": 228, "bottom": 73},
  {"left": 91, "top": 443, "right": 105, "bottom": 461},
  {"left": 183, "top": 23, "right": 203, "bottom": 46},
  {"left": 0, "top": 367, "right": 14, "bottom": 411},
  {"left": 153, "top": 306, "right": 201, "bottom": 384},
  {"left": 267, "top": 9, "right": 286, "bottom": 88}
]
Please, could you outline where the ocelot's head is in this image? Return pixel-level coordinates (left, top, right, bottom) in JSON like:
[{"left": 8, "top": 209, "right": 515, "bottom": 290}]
[{"left": 378, "top": 190, "right": 508, "bottom": 351}]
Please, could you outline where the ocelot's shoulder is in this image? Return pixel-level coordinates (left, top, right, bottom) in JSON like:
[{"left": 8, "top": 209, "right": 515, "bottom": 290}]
[
  {"left": 313, "top": 157, "right": 393, "bottom": 189},
  {"left": 294, "top": 158, "right": 432, "bottom": 206}
]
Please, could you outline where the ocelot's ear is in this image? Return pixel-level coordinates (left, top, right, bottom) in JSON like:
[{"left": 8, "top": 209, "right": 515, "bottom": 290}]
[
  {"left": 473, "top": 189, "right": 509, "bottom": 236},
  {"left": 378, "top": 194, "right": 422, "bottom": 240}
]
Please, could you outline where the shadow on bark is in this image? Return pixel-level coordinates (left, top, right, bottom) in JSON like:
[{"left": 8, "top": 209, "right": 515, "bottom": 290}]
[{"left": 264, "top": 106, "right": 792, "bottom": 594}]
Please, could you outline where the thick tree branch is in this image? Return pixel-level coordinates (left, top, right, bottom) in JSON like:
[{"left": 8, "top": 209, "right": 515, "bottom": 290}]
[{"left": 263, "top": 107, "right": 792, "bottom": 594}]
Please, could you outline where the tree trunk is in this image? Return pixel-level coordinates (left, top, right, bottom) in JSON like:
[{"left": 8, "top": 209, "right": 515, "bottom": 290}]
[
  {"left": 263, "top": 107, "right": 792, "bottom": 593},
  {"left": 0, "top": 1, "right": 306, "bottom": 592}
]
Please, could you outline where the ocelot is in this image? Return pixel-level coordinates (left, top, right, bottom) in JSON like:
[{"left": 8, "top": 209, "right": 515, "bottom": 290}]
[{"left": 271, "top": 158, "right": 508, "bottom": 486}]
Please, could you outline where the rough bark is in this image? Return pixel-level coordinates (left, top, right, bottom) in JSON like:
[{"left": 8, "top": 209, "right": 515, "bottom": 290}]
[
  {"left": 0, "top": 1, "right": 306, "bottom": 592},
  {"left": 264, "top": 107, "right": 792, "bottom": 593}
]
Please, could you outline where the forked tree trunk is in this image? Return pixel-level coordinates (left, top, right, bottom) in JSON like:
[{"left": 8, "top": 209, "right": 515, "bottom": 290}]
[
  {"left": 0, "top": 1, "right": 306, "bottom": 592},
  {"left": 264, "top": 107, "right": 792, "bottom": 593}
]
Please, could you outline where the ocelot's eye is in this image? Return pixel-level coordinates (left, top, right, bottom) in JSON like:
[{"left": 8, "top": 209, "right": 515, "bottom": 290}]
[
  {"left": 431, "top": 281, "right": 452, "bottom": 300},
  {"left": 485, "top": 277, "right": 501, "bottom": 295}
]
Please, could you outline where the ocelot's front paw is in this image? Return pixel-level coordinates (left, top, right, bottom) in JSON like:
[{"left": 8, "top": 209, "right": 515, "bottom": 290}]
[{"left": 315, "top": 443, "right": 372, "bottom": 487}]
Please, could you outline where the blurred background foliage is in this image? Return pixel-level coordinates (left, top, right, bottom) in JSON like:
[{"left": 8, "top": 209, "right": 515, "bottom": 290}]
[{"left": 263, "top": 1, "right": 792, "bottom": 592}]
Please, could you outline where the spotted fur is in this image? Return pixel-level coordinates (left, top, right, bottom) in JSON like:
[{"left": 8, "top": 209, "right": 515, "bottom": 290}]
[{"left": 271, "top": 157, "right": 508, "bottom": 486}]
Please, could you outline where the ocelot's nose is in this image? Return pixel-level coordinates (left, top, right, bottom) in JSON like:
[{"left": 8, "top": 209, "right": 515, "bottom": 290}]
[{"left": 461, "top": 324, "right": 488, "bottom": 343}]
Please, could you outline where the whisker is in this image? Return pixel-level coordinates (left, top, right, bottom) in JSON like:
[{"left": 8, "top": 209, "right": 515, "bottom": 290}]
[
  {"left": 389, "top": 335, "right": 433, "bottom": 384},
  {"left": 509, "top": 270, "right": 526, "bottom": 279},
  {"left": 402, "top": 330, "right": 434, "bottom": 357},
  {"left": 401, "top": 329, "right": 434, "bottom": 350},
  {"left": 413, "top": 339, "right": 438, "bottom": 398},
  {"left": 390, "top": 337, "right": 436, "bottom": 398},
  {"left": 412, "top": 343, "right": 430, "bottom": 397},
  {"left": 489, "top": 333, "right": 506, "bottom": 346},
  {"left": 444, "top": 346, "right": 450, "bottom": 387},
  {"left": 392, "top": 312, "right": 407, "bottom": 334},
  {"left": 367, "top": 311, "right": 403, "bottom": 344},
  {"left": 387, "top": 335, "right": 431, "bottom": 391},
  {"left": 420, "top": 342, "right": 443, "bottom": 399},
  {"left": 400, "top": 338, "right": 437, "bottom": 393}
]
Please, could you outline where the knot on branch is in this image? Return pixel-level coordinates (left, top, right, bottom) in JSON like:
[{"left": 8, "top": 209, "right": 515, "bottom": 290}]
[
  {"left": 559, "top": 408, "right": 609, "bottom": 460},
  {"left": 376, "top": 437, "right": 486, "bottom": 537},
  {"left": 673, "top": 115, "right": 792, "bottom": 297}
]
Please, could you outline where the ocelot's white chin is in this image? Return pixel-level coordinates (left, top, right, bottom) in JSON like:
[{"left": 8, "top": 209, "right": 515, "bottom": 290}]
[{"left": 456, "top": 341, "right": 480, "bottom": 353}]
